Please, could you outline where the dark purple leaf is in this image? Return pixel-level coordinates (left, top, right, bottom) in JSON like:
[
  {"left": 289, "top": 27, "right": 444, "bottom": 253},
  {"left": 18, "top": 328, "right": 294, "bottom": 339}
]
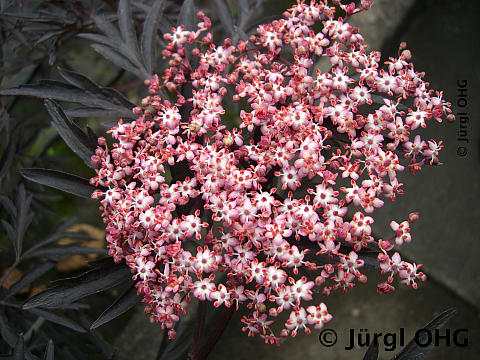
[
  {"left": 22, "top": 262, "right": 131, "bottom": 309},
  {"left": 141, "top": 0, "right": 166, "bottom": 74},
  {"left": 14, "top": 185, "right": 33, "bottom": 259},
  {"left": 0, "top": 194, "right": 16, "bottom": 218},
  {"left": 0, "top": 81, "right": 132, "bottom": 115},
  {"left": 91, "top": 285, "right": 140, "bottom": 329},
  {"left": 20, "top": 168, "right": 96, "bottom": 199},
  {"left": 91, "top": 15, "right": 122, "bottom": 42},
  {"left": 78, "top": 314, "right": 116, "bottom": 360},
  {"left": 44, "top": 99, "right": 94, "bottom": 168},
  {"left": 0, "top": 131, "right": 17, "bottom": 180},
  {"left": 57, "top": 67, "right": 135, "bottom": 109},
  {"left": 213, "top": 0, "right": 234, "bottom": 36},
  {"left": 391, "top": 308, "right": 457, "bottom": 360},
  {"left": 91, "top": 43, "right": 148, "bottom": 79},
  {"left": 2, "top": 261, "right": 56, "bottom": 300},
  {"left": 28, "top": 309, "right": 86, "bottom": 333},
  {"left": 22, "top": 245, "right": 107, "bottom": 260},
  {"left": 237, "top": 0, "right": 249, "bottom": 29},
  {"left": 13, "top": 334, "right": 25, "bottom": 360},
  {"left": 118, "top": 0, "right": 140, "bottom": 56},
  {"left": 43, "top": 340, "right": 54, "bottom": 360},
  {"left": 0, "top": 310, "right": 18, "bottom": 347},
  {"left": 363, "top": 341, "right": 379, "bottom": 360},
  {"left": 23, "top": 217, "right": 78, "bottom": 256}
]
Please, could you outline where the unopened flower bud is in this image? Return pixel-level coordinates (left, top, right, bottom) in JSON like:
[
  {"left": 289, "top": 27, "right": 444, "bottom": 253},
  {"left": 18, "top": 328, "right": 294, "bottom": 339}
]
[
  {"left": 399, "top": 41, "right": 407, "bottom": 50},
  {"left": 168, "top": 329, "right": 176, "bottom": 339},
  {"left": 401, "top": 49, "right": 412, "bottom": 60},
  {"left": 447, "top": 114, "right": 455, "bottom": 123},
  {"left": 233, "top": 95, "right": 241, "bottom": 103},
  {"left": 218, "top": 87, "right": 228, "bottom": 96},
  {"left": 280, "top": 329, "right": 289, "bottom": 337},
  {"left": 256, "top": 303, "right": 266, "bottom": 313},
  {"left": 166, "top": 82, "right": 177, "bottom": 92},
  {"left": 98, "top": 137, "right": 106, "bottom": 146},
  {"left": 315, "top": 275, "right": 325, "bottom": 286},
  {"left": 408, "top": 212, "right": 419, "bottom": 223},
  {"left": 358, "top": 274, "right": 368, "bottom": 283},
  {"left": 269, "top": 308, "right": 278, "bottom": 317}
]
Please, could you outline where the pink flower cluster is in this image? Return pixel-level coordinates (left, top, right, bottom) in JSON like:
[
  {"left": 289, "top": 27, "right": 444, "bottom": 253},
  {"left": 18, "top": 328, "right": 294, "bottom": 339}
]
[{"left": 90, "top": 0, "right": 452, "bottom": 344}]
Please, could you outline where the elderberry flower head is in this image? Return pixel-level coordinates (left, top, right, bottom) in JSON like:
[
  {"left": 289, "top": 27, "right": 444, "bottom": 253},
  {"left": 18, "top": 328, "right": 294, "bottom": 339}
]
[{"left": 90, "top": 0, "right": 452, "bottom": 344}]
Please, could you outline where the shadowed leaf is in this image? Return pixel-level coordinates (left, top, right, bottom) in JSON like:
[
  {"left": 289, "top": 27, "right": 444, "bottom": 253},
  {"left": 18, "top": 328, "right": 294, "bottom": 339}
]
[
  {"left": 44, "top": 99, "right": 94, "bottom": 168},
  {"left": 363, "top": 341, "right": 379, "bottom": 360},
  {"left": 391, "top": 308, "right": 457, "bottom": 360},
  {"left": 20, "top": 168, "right": 96, "bottom": 199},
  {"left": 141, "top": 0, "right": 166, "bottom": 74},
  {"left": 44, "top": 340, "right": 54, "bottom": 360},
  {"left": 118, "top": 0, "right": 139, "bottom": 56},
  {"left": 22, "top": 262, "right": 131, "bottom": 309},
  {"left": 91, "top": 285, "right": 140, "bottom": 329},
  {"left": 29, "top": 309, "right": 86, "bottom": 332},
  {"left": 2, "top": 261, "right": 56, "bottom": 300},
  {"left": 214, "top": 0, "right": 234, "bottom": 36},
  {"left": 22, "top": 245, "right": 107, "bottom": 260}
]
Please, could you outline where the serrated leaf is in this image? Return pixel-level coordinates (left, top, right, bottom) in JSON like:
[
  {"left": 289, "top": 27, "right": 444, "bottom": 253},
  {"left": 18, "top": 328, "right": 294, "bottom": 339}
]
[
  {"left": 78, "top": 314, "right": 116, "bottom": 360},
  {"left": 91, "top": 285, "right": 140, "bottom": 329},
  {"left": 44, "top": 340, "right": 54, "bottom": 360},
  {"left": 92, "top": 15, "right": 122, "bottom": 42},
  {"left": 1, "top": 219, "right": 16, "bottom": 248},
  {"left": 14, "top": 185, "right": 33, "bottom": 259},
  {"left": 141, "top": 0, "right": 165, "bottom": 74},
  {"left": 391, "top": 308, "right": 457, "bottom": 360},
  {"left": 57, "top": 67, "right": 135, "bottom": 109},
  {"left": 0, "top": 131, "right": 18, "bottom": 180},
  {"left": 2, "top": 262, "right": 56, "bottom": 300},
  {"left": 0, "top": 310, "right": 18, "bottom": 347},
  {"left": 22, "top": 245, "right": 106, "bottom": 260},
  {"left": 214, "top": 0, "right": 234, "bottom": 36},
  {"left": 118, "top": 0, "right": 140, "bottom": 56},
  {"left": 22, "top": 262, "right": 131, "bottom": 309},
  {"left": 237, "top": 0, "right": 250, "bottom": 29},
  {"left": 64, "top": 107, "right": 131, "bottom": 118},
  {"left": 91, "top": 43, "right": 148, "bottom": 79},
  {"left": 177, "top": 0, "right": 195, "bottom": 30},
  {"left": 0, "top": 194, "right": 16, "bottom": 218},
  {"left": 0, "top": 81, "right": 132, "bottom": 115},
  {"left": 20, "top": 168, "right": 96, "bottom": 199},
  {"left": 23, "top": 217, "right": 78, "bottom": 257},
  {"left": 363, "top": 341, "right": 379, "bottom": 360},
  {"left": 44, "top": 99, "right": 94, "bottom": 168},
  {"left": 29, "top": 309, "right": 86, "bottom": 333}
]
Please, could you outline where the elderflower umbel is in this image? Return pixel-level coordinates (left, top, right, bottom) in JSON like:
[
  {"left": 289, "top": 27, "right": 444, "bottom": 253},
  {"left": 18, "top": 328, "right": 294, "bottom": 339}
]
[{"left": 90, "top": 0, "right": 452, "bottom": 344}]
